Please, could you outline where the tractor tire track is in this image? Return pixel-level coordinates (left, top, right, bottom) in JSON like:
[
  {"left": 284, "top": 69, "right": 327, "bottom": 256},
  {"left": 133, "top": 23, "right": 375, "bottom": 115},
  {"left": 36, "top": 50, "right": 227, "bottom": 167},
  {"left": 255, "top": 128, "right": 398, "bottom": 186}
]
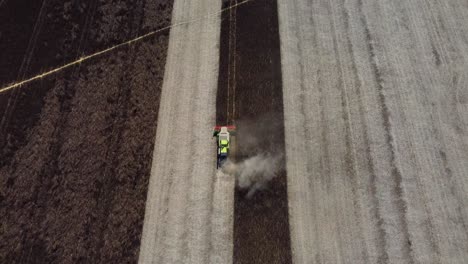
[
  {"left": 0, "top": 0, "right": 101, "bottom": 169},
  {"left": 342, "top": 1, "right": 388, "bottom": 262},
  {"left": 0, "top": 0, "right": 45, "bottom": 84},
  {"left": 1, "top": 0, "right": 102, "bottom": 261},
  {"left": 17, "top": 1, "right": 102, "bottom": 262},
  {"left": 359, "top": 1, "right": 413, "bottom": 262},
  {"left": 0, "top": 0, "right": 47, "bottom": 162},
  {"left": 0, "top": 0, "right": 48, "bottom": 139},
  {"left": 87, "top": 2, "right": 146, "bottom": 261}
]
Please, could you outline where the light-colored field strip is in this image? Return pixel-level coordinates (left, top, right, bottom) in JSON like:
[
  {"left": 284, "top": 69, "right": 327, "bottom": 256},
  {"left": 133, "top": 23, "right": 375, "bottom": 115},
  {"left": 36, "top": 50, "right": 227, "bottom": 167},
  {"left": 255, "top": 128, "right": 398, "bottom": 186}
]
[
  {"left": 138, "top": 0, "right": 234, "bottom": 263},
  {"left": 278, "top": 0, "right": 468, "bottom": 263}
]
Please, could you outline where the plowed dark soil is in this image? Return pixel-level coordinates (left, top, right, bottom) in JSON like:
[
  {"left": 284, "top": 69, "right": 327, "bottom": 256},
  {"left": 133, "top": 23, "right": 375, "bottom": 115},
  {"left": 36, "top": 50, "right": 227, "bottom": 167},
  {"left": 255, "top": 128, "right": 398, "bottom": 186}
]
[
  {"left": 217, "top": 0, "right": 292, "bottom": 263},
  {"left": 0, "top": 0, "right": 173, "bottom": 263}
]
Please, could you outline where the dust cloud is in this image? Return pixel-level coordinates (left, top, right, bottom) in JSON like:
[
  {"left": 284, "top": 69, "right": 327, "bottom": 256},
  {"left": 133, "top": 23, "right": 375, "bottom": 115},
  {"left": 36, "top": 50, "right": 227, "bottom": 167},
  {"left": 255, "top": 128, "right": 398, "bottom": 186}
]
[
  {"left": 222, "top": 154, "right": 283, "bottom": 198},
  {"left": 221, "top": 112, "right": 285, "bottom": 198}
]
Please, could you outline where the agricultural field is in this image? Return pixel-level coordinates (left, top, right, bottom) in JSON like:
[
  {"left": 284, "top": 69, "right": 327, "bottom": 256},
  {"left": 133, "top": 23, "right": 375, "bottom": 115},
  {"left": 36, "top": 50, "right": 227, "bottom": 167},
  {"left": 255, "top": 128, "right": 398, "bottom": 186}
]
[
  {"left": 279, "top": 0, "right": 468, "bottom": 263},
  {"left": 0, "top": 0, "right": 173, "bottom": 262},
  {"left": 1, "top": 0, "right": 467, "bottom": 263}
]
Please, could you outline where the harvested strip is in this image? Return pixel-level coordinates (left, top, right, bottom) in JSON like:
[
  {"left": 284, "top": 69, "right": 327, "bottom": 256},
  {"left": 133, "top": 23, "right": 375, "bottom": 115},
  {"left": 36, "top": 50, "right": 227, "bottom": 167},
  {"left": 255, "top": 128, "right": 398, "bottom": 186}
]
[
  {"left": 138, "top": 0, "right": 234, "bottom": 263},
  {"left": 279, "top": 0, "right": 468, "bottom": 263}
]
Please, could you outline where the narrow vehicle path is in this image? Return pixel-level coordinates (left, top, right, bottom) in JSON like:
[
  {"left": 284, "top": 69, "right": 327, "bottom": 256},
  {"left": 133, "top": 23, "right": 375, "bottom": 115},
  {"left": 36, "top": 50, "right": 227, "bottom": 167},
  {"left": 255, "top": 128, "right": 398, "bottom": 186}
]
[
  {"left": 279, "top": 0, "right": 468, "bottom": 263},
  {"left": 216, "top": 0, "right": 293, "bottom": 263},
  {"left": 138, "top": 1, "right": 235, "bottom": 263}
]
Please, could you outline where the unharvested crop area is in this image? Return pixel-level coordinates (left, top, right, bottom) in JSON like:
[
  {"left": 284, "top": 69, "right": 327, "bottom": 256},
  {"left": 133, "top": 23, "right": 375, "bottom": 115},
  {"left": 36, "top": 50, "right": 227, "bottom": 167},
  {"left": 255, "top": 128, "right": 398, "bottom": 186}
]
[
  {"left": 216, "top": 0, "right": 292, "bottom": 263},
  {"left": 0, "top": 0, "right": 173, "bottom": 262}
]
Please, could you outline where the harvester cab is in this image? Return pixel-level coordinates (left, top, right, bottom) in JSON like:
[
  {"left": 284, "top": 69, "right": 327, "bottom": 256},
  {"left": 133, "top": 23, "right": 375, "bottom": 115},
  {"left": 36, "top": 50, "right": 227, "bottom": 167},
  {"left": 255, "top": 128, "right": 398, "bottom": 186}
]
[{"left": 213, "top": 125, "right": 236, "bottom": 169}]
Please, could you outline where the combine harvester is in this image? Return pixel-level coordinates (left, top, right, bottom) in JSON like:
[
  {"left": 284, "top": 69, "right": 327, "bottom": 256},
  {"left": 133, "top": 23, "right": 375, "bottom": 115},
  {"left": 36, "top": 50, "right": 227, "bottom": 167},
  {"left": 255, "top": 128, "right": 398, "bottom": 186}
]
[{"left": 213, "top": 125, "right": 236, "bottom": 169}]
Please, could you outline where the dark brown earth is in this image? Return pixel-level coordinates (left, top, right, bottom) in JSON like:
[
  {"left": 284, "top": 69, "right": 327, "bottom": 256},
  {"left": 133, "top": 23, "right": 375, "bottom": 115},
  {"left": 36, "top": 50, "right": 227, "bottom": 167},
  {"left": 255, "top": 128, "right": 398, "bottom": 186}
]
[
  {"left": 0, "top": 0, "right": 173, "bottom": 263},
  {"left": 217, "top": 0, "right": 292, "bottom": 263}
]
